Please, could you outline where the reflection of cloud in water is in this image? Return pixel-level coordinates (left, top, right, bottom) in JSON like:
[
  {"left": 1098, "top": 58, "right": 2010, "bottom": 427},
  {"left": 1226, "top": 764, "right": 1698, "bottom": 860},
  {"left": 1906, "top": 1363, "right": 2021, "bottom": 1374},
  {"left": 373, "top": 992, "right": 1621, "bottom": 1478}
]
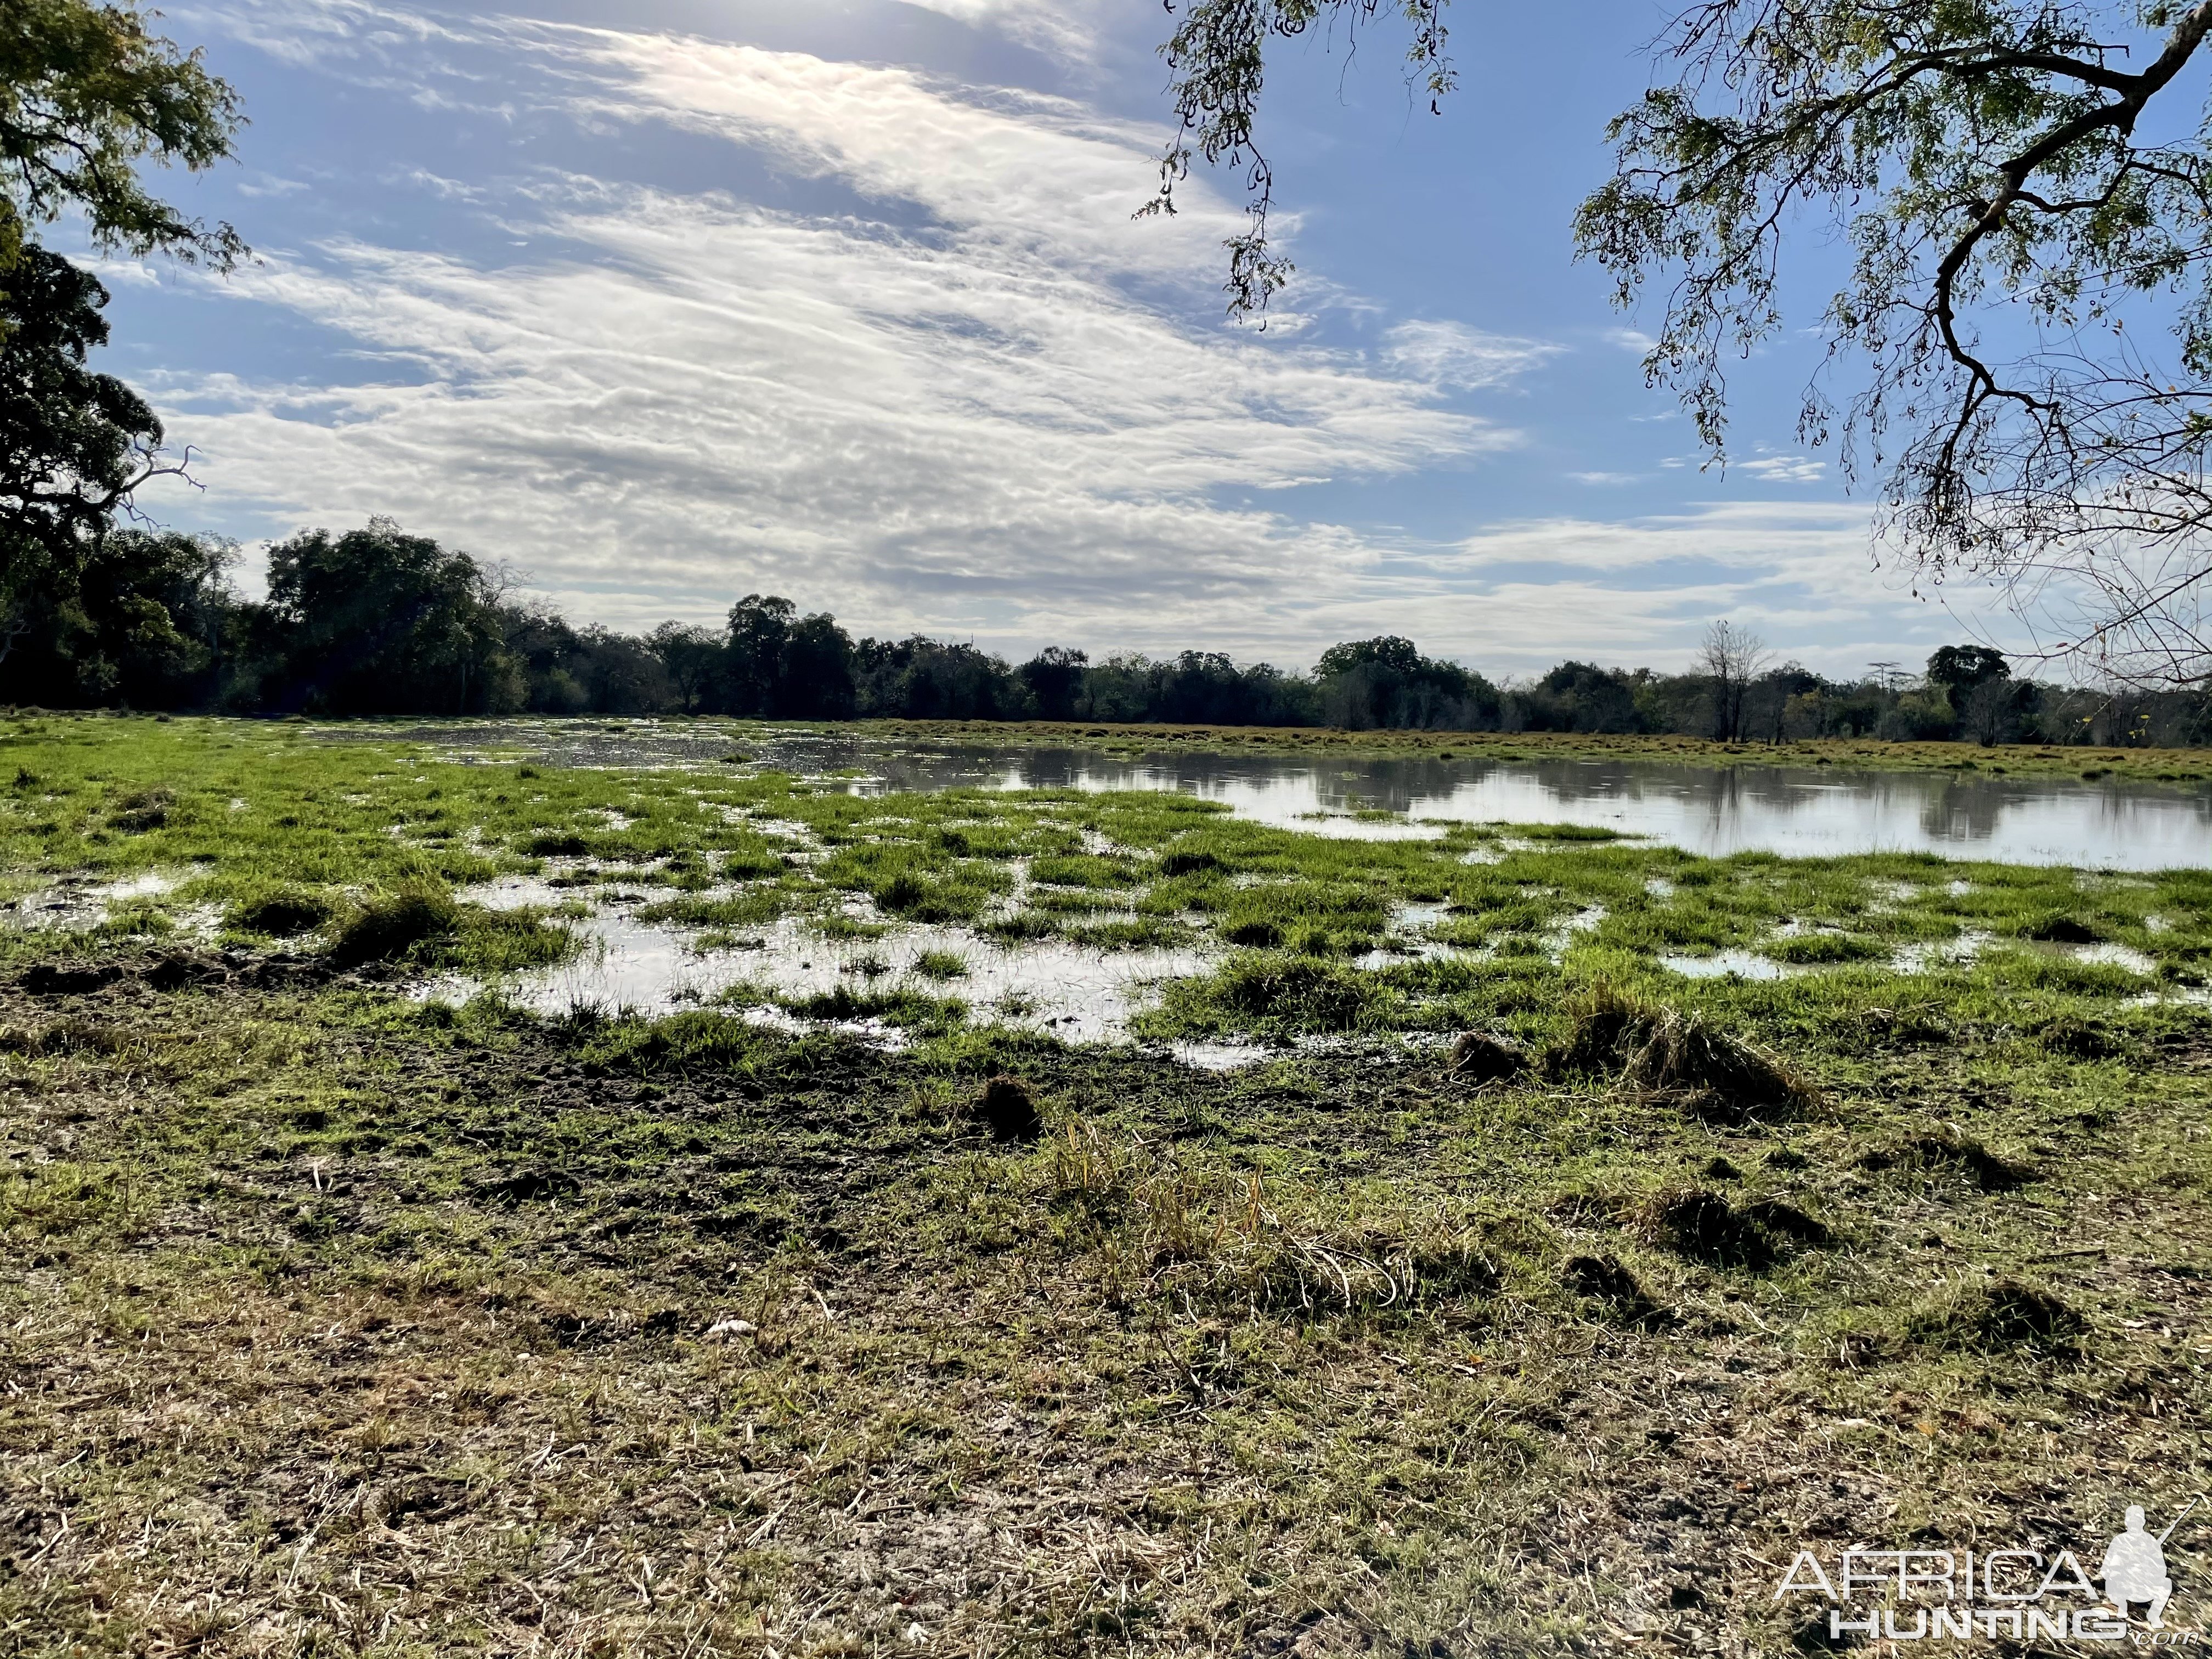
[
  {"left": 757, "top": 733, "right": 2208, "bottom": 871},
  {"left": 433, "top": 877, "right": 1215, "bottom": 1043},
  {"left": 320, "top": 721, "right": 2212, "bottom": 871}
]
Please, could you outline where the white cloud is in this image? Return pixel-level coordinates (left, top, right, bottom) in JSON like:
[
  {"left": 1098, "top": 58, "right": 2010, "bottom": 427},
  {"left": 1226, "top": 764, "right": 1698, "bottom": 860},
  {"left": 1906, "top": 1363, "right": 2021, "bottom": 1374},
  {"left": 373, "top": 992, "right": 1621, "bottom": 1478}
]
[
  {"left": 1383, "top": 320, "right": 1561, "bottom": 391},
  {"left": 143, "top": 22, "right": 1528, "bottom": 650},
  {"left": 895, "top": 0, "right": 1105, "bottom": 60},
  {"left": 1566, "top": 470, "right": 1639, "bottom": 486},
  {"left": 1737, "top": 452, "right": 1827, "bottom": 483}
]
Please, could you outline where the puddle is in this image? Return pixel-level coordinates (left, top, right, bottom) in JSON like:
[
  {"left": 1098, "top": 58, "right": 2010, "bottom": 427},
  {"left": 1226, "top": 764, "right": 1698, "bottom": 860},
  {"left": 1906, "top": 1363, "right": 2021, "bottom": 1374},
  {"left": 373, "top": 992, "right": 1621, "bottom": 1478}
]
[
  {"left": 1891, "top": 932, "right": 1992, "bottom": 974},
  {"left": 1662, "top": 950, "right": 1790, "bottom": 981},
  {"left": 6, "top": 870, "right": 184, "bottom": 931},
  {"left": 2057, "top": 942, "right": 2159, "bottom": 976},
  {"left": 1158, "top": 1040, "right": 1277, "bottom": 1072},
  {"left": 434, "top": 876, "right": 1216, "bottom": 1041}
]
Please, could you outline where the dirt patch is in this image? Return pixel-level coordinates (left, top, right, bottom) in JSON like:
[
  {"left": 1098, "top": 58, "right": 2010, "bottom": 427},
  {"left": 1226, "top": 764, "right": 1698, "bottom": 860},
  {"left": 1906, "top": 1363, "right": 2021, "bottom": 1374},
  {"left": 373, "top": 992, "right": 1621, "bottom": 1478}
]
[
  {"left": 1910, "top": 1277, "right": 2089, "bottom": 1356},
  {"left": 1561, "top": 1252, "right": 1668, "bottom": 1326}
]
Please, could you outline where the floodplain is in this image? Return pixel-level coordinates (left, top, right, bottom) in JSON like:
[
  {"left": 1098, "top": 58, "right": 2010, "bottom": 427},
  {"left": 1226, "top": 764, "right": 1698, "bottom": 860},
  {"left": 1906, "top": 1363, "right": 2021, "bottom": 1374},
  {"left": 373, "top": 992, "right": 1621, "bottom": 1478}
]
[{"left": 4, "top": 713, "right": 2212, "bottom": 1655}]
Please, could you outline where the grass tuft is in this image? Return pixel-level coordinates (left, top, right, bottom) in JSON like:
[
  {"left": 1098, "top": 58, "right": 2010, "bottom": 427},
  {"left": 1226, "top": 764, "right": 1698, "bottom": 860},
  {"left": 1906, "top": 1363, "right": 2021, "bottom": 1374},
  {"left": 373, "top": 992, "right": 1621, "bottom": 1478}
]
[
  {"left": 227, "top": 885, "right": 336, "bottom": 937},
  {"left": 1545, "top": 982, "right": 1817, "bottom": 1124},
  {"left": 330, "top": 882, "right": 461, "bottom": 963}
]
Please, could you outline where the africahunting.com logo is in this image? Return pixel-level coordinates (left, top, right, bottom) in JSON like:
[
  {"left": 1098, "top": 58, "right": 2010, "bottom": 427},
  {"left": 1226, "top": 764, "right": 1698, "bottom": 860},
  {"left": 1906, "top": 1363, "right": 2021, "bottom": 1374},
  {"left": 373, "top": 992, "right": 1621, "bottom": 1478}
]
[{"left": 1775, "top": 1499, "right": 2203, "bottom": 1644}]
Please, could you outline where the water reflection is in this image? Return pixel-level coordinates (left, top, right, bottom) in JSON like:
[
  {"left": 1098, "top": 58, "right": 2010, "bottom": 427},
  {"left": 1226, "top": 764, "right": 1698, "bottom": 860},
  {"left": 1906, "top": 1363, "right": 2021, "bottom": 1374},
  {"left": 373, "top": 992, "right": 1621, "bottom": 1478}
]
[
  {"left": 321, "top": 721, "right": 2212, "bottom": 871},
  {"left": 752, "top": 732, "right": 2208, "bottom": 871}
]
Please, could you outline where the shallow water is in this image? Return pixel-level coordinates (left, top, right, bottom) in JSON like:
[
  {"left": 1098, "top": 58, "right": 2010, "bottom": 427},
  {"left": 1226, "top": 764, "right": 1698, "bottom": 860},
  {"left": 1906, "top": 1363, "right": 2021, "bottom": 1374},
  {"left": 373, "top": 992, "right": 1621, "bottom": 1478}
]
[
  {"left": 438, "top": 876, "right": 1224, "bottom": 1048},
  {"left": 748, "top": 733, "right": 2210, "bottom": 870},
  {"left": 330, "top": 721, "right": 2212, "bottom": 870}
]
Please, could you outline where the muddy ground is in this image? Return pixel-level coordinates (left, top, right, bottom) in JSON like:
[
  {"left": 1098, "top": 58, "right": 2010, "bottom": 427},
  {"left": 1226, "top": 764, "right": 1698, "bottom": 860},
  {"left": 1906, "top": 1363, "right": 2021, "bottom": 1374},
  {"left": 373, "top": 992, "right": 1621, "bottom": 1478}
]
[{"left": 5, "top": 953, "right": 2210, "bottom": 1656}]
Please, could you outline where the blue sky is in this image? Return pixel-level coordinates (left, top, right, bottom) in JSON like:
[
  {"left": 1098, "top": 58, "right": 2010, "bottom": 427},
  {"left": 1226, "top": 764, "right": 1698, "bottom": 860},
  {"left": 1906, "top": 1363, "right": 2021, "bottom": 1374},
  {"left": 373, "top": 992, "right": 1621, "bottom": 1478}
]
[{"left": 87, "top": 0, "right": 2000, "bottom": 676}]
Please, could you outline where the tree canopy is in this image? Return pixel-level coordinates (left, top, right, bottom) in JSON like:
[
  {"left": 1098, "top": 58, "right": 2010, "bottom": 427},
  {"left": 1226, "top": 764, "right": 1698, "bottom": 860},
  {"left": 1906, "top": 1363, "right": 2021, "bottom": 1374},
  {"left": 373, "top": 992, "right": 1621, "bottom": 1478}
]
[
  {"left": 1153, "top": 1, "right": 2212, "bottom": 687},
  {"left": 0, "top": 0, "right": 246, "bottom": 271},
  {"left": 0, "top": 245, "right": 172, "bottom": 666}
]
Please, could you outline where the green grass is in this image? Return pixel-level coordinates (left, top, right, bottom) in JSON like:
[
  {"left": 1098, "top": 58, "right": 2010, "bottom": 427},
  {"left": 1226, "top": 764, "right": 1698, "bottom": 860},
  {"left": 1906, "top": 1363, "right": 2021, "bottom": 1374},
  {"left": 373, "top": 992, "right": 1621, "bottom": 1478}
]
[{"left": 3, "top": 714, "right": 2210, "bottom": 1656}]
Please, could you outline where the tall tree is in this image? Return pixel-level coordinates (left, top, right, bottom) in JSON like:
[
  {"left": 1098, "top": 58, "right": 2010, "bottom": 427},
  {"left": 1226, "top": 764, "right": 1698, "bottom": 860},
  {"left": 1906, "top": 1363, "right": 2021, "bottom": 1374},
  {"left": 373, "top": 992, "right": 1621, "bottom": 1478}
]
[
  {"left": 261, "top": 520, "right": 520, "bottom": 715},
  {"left": 1153, "top": 2, "right": 2212, "bottom": 686},
  {"left": 1700, "top": 619, "right": 1768, "bottom": 743},
  {"left": 0, "top": 246, "right": 173, "bottom": 673}
]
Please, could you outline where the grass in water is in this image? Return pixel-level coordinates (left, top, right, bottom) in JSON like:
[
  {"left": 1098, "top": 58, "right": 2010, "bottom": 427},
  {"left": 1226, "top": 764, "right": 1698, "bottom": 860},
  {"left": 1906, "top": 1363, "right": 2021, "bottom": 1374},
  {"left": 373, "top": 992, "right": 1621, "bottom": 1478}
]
[{"left": 0, "top": 714, "right": 2208, "bottom": 1655}]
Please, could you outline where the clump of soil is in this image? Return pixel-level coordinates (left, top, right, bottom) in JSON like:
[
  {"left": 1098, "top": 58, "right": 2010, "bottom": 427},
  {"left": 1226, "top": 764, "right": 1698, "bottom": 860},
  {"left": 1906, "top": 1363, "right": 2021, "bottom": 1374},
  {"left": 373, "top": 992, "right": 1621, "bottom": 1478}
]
[
  {"left": 1544, "top": 984, "right": 1816, "bottom": 1124},
  {"left": 21, "top": 963, "right": 124, "bottom": 996},
  {"left": 228, "top": 887, "right": 335, "bottom": 938},
  {"left": 975, "top": 1075, "right": 1043, "bottom": 1142},
  {"left": 331, "top": 883, "right": 461, "bottom": 964},
  {"left": 1561, "top": 1252, "right": 1666, "bottom": 1325},
  {"left": 1858, "top": 1127, "right": 2037, "bottom": 1190},
  {"left": 1639, "top": 1188, "right": 1830, "bottom": 1269},
  {"left": 1911, "top": 1277, "right": 2087, "bottom": 1356},
  {"left": 1450, "top": 1030, "right": 1528, "bottom": 1084},
  {"left": 108, "top": 787, "right": 172, "bottom": 833},
  {"left": 524, "top": 832, "right": 591, "bottom": 856}
]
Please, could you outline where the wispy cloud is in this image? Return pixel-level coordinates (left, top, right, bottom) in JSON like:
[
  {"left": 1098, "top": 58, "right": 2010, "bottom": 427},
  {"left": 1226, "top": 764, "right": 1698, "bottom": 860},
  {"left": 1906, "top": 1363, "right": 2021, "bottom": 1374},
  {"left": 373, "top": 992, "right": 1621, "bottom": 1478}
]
[
  {"left": 143, "top": 16, "right": 1528, "bottom": 650},
  {"left": 1737, "top": 452, "right": 1827, "bottom": 483},
  {"left": 895, "top": 0, "right": 1106, "bottom": 61},
  {"left": 1383, "top": 320, "right": 1561, "bottom": 392}
]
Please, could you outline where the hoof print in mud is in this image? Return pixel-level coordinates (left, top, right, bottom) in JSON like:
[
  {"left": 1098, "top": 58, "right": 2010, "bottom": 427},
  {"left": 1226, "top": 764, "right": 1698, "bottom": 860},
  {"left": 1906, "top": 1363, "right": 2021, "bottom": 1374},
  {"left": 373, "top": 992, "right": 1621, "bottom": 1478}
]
[
  {"left": 474, "top": 1166, "right": 583, "bottom": 1205},
  {"left": 1561, "top": 1252, "right": 1669, "bottom": 1325}
]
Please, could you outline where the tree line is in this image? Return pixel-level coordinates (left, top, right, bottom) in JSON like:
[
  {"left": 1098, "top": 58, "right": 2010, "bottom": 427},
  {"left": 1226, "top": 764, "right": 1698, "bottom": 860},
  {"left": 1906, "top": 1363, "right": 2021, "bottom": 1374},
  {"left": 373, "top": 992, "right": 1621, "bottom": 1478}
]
[{"left": 9, "top": 515, "right": 2205, "bottom": 747}]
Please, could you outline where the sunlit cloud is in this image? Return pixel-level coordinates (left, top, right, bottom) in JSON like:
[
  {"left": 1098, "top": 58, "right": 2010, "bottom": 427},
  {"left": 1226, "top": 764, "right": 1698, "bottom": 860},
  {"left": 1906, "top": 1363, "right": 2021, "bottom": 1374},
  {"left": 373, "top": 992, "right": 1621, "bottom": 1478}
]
[
  {"left": 1738, "top": 452, "right": 1827, "bottom": 483},
  {"left": 1384, "top": 320, "right": 1562, "bottom": 392},
  {"left": 139, "top": 14, "right": 1528, "bottom": 653}
]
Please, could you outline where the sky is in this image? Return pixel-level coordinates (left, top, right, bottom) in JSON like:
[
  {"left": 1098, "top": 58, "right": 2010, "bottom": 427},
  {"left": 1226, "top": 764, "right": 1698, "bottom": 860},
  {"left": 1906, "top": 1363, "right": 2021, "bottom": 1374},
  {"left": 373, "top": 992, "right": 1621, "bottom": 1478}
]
[{"left": 83, "top": 0, "right": 2016, "bottom": 677}]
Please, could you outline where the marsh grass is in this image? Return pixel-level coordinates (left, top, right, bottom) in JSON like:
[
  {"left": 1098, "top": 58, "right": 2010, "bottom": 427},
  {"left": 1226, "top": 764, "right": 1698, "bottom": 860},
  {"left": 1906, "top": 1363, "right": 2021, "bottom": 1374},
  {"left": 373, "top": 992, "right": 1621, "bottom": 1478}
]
[{"left": 4, "top": 716, "right": 2212, "bottom": 1656}]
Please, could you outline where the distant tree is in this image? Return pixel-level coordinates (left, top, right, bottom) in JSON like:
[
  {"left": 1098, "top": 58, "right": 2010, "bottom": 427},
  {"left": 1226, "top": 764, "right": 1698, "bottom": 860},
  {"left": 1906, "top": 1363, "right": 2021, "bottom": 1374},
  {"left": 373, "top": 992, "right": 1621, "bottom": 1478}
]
[
  {"left": 1316, "top": 635, "right": 1494, "bottom": 730},
  {"left": 854, "top": 636, "right": 1025, "bottom": 720},
  {"left": 1019, "top": 646, "right": 1087, "bottom": 723},
  {"left": 1958, "top": 675, "right": 2037, "bottom": 747},
  {"left": 0, "top": 248, "right": 180, "bottom": 686},
  {"left": 1925, "top": 645, "right": 2011, "bottom": 697},
  {"left": 0, "top": 0, "right": 246, "bottom": 275},
  {"left": 718, "top": 595, "right": 856, "bottom": 718},
  {"left": 782, "top": 610, "right": 857, "bottom": 718},
  {"left": 648, "top": 622, "right": 721, "bottom": 714},
  {"left": 260, "top": 520, "right": 521, "bottom": 715},
  {"left": 720, "top": 595, "right": 797, "bottom": 716},
  {"left": 1, "top": 523, "right": 233, "bottom": 706},
  {"left": 1699, "top": 620, "right": 1769, "bottom": 743},
  {"left": 1522, "top": 661, "right": 1641, "bottom": 734}
]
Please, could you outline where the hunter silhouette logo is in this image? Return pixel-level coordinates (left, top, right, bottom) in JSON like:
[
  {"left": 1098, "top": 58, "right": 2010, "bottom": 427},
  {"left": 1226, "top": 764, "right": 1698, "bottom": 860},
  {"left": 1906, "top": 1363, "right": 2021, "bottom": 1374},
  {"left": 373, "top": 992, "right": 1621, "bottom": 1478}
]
[
  {"left": 1774, "top": 1498, "right": 2204, "bottom": 1644},
  {"left": 2104, "top": 1499, "right": 2199, "bottom": 1630}
]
